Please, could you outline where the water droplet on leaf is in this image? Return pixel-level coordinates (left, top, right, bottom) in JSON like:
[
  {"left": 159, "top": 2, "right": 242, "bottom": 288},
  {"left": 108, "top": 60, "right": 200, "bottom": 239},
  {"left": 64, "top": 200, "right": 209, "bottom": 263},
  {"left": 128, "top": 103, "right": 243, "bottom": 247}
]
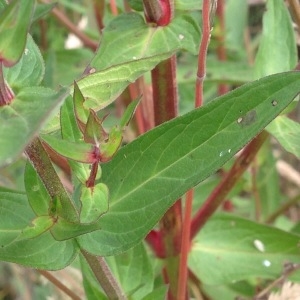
[
  {"left": 254, "top": 239, "right": 265, "bottom": 252},
  {"left": 179, "top": 34, "right": 184, "bottom": 40},
  {"left": 263, "top": 260, "right": 271, "bottom": 267}
]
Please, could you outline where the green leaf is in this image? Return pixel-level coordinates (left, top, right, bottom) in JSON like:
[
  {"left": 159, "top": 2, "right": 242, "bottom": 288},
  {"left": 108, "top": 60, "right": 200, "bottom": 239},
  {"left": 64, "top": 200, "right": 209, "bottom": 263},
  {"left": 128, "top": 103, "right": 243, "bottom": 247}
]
[
  {"left": 0, "top": 86, "right": 69, "bottom": 167},
  {"left": 77, "top": 12, "right": 200, "bottom": 111},
  {"left": 4, "top": 34, "right": 45, "bottom": 89},
  {"left": 77, "top": 71, "right": 300, "bottom": 256},
  {"left": 267, "top": 116, "right": 300, "bottom": 159},
  {"left": 77, "top": 54, "right": 171, "bottom": 111},
  {"left": 50, "top": 217, "right": 102, "bottom": 241},
  {"left": 99, "top": 126, "right": 123, "bottom": 162},
  {"left": 0, "top": 189, "right": 32, "bottom": 246},
  {"left": 0, "top": 0, "right": 35, "bottom": 67},
  {"left": 0, "top": 189, "right": 77, "bottom": 269},
  {"left": 189, "top": 214, "right": 300, "bottom": 285},
  {"left": 40, "top": 134, "right": 97, "bottom": 164},
  {"left": 80, "top": 183, "right": 109, "bottom": 224},
  {"left": 254, "top": 0, "right": 297, "bottom": 78},
  {"left": 16, "top": 216, "right": 55, "bottom": 241},
  {"left": 120, "top": 98, "right": 140, "bottom": 128},
  {"left": 90, "top": 12, "right": 200, "bottom": 70},
  {"left": 60, "top": 96, "right": 91, "bottom": 183},
  {"left": 32, "top": 2, "right": 56, "bottom": 23},
  {"left": 24, "top": 161, "right": 51, "bottom": 216},
  {"left": 106, "top": 243, "right": 154, "bottom": 299},
  {"left": 0, "top": 231, "right": 78, "bottom": 269}
]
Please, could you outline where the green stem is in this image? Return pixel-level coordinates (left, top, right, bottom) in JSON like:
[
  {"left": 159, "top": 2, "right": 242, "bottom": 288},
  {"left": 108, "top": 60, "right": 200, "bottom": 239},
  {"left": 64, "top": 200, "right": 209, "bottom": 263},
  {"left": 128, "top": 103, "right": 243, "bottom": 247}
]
[
  {"left": 25, "top": 137, "right": 78, "bottom": 222},
  {"left": 81, "top": 250, "right": 127, "bottom": 300}
]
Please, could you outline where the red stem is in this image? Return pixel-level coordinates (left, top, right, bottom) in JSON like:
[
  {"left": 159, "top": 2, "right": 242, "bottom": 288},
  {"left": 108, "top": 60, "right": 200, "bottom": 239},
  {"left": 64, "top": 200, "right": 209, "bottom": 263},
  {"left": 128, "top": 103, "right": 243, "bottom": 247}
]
[
  {"left": 195, "top": 0, "right": 212, "bottom": 107},
  {"left": 177, "top": 189, "right": 193, "bottom": 300},
  {"left": 110, "top": 0, "right": 118, "bottom": 16},
  {"left": 191, "top": 131, "right": 269, "bottom": 239},
  {"left": 93, "top": 0, "right": 105, "bottom": 31},
  {"left": 177, "top": 1, "right": 215, "bottom": 298},
  {"left": 216, "top": 0, "right": 229, "bottom": 95},
  {"left": 151, "top": 55, "right": 182, "bottom": 299}
]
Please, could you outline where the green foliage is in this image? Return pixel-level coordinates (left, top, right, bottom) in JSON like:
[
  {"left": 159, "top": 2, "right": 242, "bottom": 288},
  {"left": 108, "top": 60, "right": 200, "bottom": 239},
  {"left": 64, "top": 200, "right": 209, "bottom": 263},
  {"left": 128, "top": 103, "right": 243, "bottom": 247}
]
[{"left": 0, "top": 1, "right": 300, "bottom": 299}]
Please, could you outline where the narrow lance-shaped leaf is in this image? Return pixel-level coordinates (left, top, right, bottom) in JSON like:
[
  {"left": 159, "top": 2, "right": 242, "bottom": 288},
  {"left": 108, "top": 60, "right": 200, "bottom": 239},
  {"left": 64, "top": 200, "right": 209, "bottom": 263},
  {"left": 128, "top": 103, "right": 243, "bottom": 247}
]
[
  {"left": 41, "top": 134, "right": 97, "bottom": 164},
  {"left": 77, "top": 71, "right": 300, "bottom": 256}
]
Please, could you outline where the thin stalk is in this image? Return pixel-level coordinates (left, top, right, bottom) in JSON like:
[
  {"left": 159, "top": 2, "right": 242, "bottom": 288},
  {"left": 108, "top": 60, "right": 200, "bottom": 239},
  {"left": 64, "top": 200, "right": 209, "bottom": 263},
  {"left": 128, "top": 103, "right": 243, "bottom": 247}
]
[
  {"left": 195, "top": 0, "right": 215, "bottom": 107},
  {"left": 110, "top": 0, "right": 118, "bottom": 16},
  {"left": 93, "top": 0, "right": 105, "bottom": 31},
  {"left": 254, "top": 263, "right": 300, "bottom": 300},
  {"left": 177, "top": 189, "right": 193, "bottom": 300},
  {"left": 25, "top": 137, "right": 78, "bottom": 222},
  {"left": 38, "top": 270, "right": 82, "bottom": 300},
  {"left": 191, "top": 131, "right": 269, "bottom": 239},
  {"left": 177, "top": 1, "right": 216, "bottom": 298},
  {"left": 152, "top": 55, "right": 181, "bottom": 299},
  {"left": 81, "top": 251, "right": 127, "bottom": 300},
  {"left": 265, "top": 193, "right": 300, "bottom": 224},
  {"left": 39, "top": 0, "right": 98, "bottom": 51},
  {"left": 215, "top": 0, "right": 228, "bottom": 95},
  {"left": 251, "top": 160, "right": 261, "bottom": 222},
  {"left": 287, "top": 0, "right": 300, "bottom": 31}
]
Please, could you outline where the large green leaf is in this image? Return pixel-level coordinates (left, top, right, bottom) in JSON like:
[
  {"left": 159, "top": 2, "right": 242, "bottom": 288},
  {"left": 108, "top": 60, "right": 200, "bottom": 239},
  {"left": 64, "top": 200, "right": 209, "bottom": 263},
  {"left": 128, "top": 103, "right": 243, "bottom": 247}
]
[
  {"left": 267, "top": 116, "right": 300, "bottom": 159},
  {"left": 189, "top": 214, "right": 300, "bottom": 285},
  {"left": 0, "top": 86, "right": 69, "bottom": 167},
  {"left": 77, "top": 12, "right": 200, "bottom": 111},
  {"left": 0, "top": 189, "right": 77, "bottom": 269},
  {"left": 77, "top": 71, "right": 300, "bottom": 256},
  {"left": 0, "top": 0, "right": 34, "bottom": 67},
  {"left": 254, "top": 0, "right": 297, "bottom": 78}
]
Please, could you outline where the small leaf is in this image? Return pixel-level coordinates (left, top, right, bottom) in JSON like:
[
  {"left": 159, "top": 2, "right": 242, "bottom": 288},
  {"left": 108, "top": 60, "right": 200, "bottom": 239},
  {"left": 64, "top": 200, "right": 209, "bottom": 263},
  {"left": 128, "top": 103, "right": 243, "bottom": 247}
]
[
  {"left": 77, "top": 54, "right": 171, "bottom": 111},
  {"left": 50, "top": 217, "right": 102, "bottom": 241},
  {"left": 189, "top": 214, "right": 300, "bottom": 285},
  {"left": 16, "top": 216, "right": 55, "bottom": 241},
  {"left": 80, "top": 183, "right": 109, "bottom": 224},
  {"left": 99, "top": 126, "right": 123, "bottom": 162},
  {"left": 120, "top": 98, "right": 140, "bottom": 128},
  {"left": 84, "top": 110, "right": 108, "bottom": 144},
  {"left": 0, "top": 0, "right": 35, "bottom": 67},
  {"left": 267, "top": 116, "right": 300, "bottom": 159},
  {"left": 73, "top": 81, "right": 89, "bottom": 131},
  {"left": 0, "top": 86, "right": 69, "bottom": 167},
  {"left": 76, "top": 71, "right": 300, "bottom": 256},
  {"left": 41, "top": 134, "right": 97, "bottom": 164}
]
